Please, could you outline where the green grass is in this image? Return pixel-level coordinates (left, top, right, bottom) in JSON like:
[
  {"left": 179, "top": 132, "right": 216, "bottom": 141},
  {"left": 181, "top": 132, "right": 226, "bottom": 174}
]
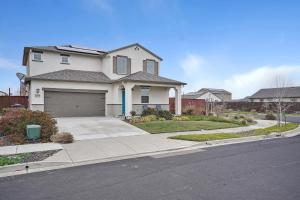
[
  {"left": 169, "top": 123, "right": 299, "bottom": 142},
  {"left": 183, "top": 115, "right": 243, "bottom": 125},
  {"left": 0, "top": 153, "right": 30, "bottom": 166},
  {"left": 133, "top": 120, "right": 241, "bottom": 134}
]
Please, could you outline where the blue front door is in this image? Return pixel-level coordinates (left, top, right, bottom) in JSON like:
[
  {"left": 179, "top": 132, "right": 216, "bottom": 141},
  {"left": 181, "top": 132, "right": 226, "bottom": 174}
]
[{"left": 121, "top": 89, "right": 125, "bottom": 115}]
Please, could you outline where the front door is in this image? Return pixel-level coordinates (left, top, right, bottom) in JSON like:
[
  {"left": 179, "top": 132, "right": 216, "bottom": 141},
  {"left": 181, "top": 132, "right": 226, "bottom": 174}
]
[{"left": 121, "top": 89, "right": 125, "bottom": 115}]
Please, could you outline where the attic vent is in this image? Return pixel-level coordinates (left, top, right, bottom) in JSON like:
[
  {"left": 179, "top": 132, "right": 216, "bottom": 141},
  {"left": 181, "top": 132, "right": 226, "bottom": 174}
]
[{"left": 134, "top": 46, "right": 140, "bottom": 51}]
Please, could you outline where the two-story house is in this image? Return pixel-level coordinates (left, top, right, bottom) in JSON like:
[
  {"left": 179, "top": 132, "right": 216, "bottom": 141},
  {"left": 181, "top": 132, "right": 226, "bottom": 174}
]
[{"left": 23, "top": 43, "right": 185, "bottom": 117}]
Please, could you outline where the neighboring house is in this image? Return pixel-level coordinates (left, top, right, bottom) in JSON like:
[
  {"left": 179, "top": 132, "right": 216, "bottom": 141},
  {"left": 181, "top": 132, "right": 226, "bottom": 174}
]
[
  {"left": 249, "top": 86, "right": 300, "bottom": 102},
  {"left": 0, "top": 91, "right": 8, "bottom": 96},
  {"left": 23, "top": 43, "right": 185, "bottom": 117},
  {"left": 183, "top": 88, "right": 232, "bottom": 102}
]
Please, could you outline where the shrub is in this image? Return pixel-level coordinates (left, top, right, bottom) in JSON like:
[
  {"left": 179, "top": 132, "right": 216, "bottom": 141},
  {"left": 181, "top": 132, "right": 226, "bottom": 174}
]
[
  {"left": 245, "top": 117, "right": 254, "bottom": 123},
  {"left": 141, "top": 108, "right": 157, "bottom": 116},
  {"left": 130, "top": 115, "right": 157, "bottom": 123},
  {"left": 51, "top": 132, "right": 73, "bottom": 144},
  {"left": 240, "top": 119, "right": 247, "bottom": 125},
  {"left": 185, "top": 109, "right": 194, "bottom": 115},
  {"left": 130, "top": 116, "right": 142, "bottom": 123},
  {"left": 144, "top": 115, "right": 157, "bottom": 121},
  {"left": 130, "top": 110, "right": 136, "bottom": 117},
  {"left": 0, "top": 109, "right": 58, "bottom": 144},
  {"left": 158, "top": 117, "right": 166, "bottom": 121},
  {"left": 173, "top": 116, "right": 190, "bottom": 121},
  {"left": 157, "top": 110, "right": 173, "bottom": 120},
  {"left": 265, "top": 113, "right": 276, "bottom": 120}
]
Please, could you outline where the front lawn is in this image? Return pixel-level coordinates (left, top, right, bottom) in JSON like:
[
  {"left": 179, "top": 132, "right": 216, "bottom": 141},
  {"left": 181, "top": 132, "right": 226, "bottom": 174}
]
[
  {"left": 133, "top": 120, "right": 241, "bottom": 134},
  {"left": 169, "top": 123, "right": 299, "bottom": 142}
]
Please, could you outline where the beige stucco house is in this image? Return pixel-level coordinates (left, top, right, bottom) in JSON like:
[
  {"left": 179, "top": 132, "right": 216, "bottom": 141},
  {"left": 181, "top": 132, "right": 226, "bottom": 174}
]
[
  {"left": 23, "top": 43, "right": 185, "bottom": 117},
  {"left": 249, "top": 87, "right": 300, "bottom": 102},
  {"left": 183, "top": 88, "right": 232, "bottom": 102}
]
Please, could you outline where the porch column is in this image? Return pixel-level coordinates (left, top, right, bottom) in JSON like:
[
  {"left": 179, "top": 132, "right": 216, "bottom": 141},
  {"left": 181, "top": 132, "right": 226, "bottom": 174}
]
[
  {"left": 175, "top": 86, "right": 182, "bottom": 115},
  {"left": 124, "top": 83, "right": 134, "bottom": 117}
]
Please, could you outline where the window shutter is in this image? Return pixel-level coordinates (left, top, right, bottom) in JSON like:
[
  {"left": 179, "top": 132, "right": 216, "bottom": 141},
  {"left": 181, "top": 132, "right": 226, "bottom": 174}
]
[
  {"left": 154, "top": 61, "right": 159, "bottom": 75},
  {"left": 143, "top": 60, "right": 147, "bottom": 72},
  {"left": 127, "top": 58, "right": 131, "bottom": 74},
  {"left": 113, "top": 56, "right": 117, "bottom": 73}
]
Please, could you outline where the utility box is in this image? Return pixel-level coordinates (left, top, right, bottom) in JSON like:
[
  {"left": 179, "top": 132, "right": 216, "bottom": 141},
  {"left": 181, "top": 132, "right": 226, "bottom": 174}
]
[{"left": 26, "top": 125, "right": 41, "bottom": 140}]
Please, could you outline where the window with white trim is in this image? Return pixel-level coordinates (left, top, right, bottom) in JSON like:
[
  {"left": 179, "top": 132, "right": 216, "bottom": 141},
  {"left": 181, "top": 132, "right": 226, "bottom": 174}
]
[
  {"left": 32, "top": 52, "right": 42, "bottom": 61},
  {"left": 146, "top": 60, "right": 155, "bottom": 74},
  {"left": 61, "top": 55, "right": 70, "bottom": 64},
  {"left": 141, "top": 87, "right": 150, "bottom": 103},
  {"left": 117, "top": 56, "right": 128, "bottom": 74}
]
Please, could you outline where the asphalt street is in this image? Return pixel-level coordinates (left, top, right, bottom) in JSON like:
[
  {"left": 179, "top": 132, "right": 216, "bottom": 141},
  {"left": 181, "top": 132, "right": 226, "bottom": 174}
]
[{"left": 1, "top": 136, "right": 300, "bottom": 200}]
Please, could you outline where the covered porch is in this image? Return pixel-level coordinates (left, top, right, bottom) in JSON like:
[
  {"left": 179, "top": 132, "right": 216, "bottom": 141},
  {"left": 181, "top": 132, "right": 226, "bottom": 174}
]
[{"left": 108, "top": 81, "right": 183, "bottom": 117}]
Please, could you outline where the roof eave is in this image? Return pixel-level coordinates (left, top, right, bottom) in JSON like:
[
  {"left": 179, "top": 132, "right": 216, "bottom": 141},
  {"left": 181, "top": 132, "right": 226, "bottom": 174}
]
[
  {"left": 26, "top": 77, "right": 112, "bottom": 84},
  {"left": 108, "top": 43, "right": 163, "bottom": 61},
  {"left": 113, "top": 79, "right": 186, "bottom": 85}
]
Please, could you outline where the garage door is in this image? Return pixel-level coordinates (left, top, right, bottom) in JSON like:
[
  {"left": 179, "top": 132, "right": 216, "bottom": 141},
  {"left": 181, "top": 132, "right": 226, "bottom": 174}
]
[{"left": 44, "top": 90, "right": 105, "bottom": 117}]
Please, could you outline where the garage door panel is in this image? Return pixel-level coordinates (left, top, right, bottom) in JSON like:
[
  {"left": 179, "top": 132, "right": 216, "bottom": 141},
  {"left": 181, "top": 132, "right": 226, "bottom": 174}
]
[{"left": 45, "top": 91, "right": 105, "bottom": 117}]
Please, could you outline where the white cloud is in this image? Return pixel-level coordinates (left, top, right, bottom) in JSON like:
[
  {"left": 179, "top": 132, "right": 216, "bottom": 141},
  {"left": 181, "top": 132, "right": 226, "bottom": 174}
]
[
  {"left": 179, "top": 53, "right": 300, "bottom": 99},
  {"left": 180, "top": 53, "right": 204, "bottom": 76},
  {"left": 0, "top": 57, "right": 19, "bottom": 69},
  {"left": 224, "top": 65, "right": 300, "bottom": 98}
]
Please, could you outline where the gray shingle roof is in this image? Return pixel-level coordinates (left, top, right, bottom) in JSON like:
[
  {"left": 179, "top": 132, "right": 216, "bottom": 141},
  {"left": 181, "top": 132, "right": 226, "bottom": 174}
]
[
  {"left": 115, "top": 71, "right": 186, "bottom": 85},
  {"left": 249, "top": 87, "right": 300, "bottom": 99},
  {"left": 26, "top": 69, "right": 111, "bottom": 83},
  {"left": 198, "top": 88, "right": 231, "bottom": 94}
]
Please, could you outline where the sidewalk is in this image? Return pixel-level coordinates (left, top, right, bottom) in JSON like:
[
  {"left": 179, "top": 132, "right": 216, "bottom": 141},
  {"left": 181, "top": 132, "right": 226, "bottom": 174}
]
[{"left": 0, "top": 120, "right": 290, "bottom": 177}]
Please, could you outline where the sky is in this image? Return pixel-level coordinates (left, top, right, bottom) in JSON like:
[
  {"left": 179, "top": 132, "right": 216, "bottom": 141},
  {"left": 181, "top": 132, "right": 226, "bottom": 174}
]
[{"left": 1, "top": 0, "right": 300, "bottom": 98}]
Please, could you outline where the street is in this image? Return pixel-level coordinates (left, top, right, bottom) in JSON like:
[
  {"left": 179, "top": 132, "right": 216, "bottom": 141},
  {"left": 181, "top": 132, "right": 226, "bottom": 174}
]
[{"left": 1, "top": 136, "right": 300, "bottom": 200}]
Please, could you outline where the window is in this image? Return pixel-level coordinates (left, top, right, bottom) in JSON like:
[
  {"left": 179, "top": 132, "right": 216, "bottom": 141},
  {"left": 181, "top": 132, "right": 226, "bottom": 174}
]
[
  {"left": 32, "top": 52, "right": 42, "bottom": 61},
  {"left": 61, "top": 55, "right": 70, "bottom": 64},
  {"left": 117, "top": 56, "right": 128, "bottom": 74},
  {"left": 141, "top": 87, "right": 150, "bottom": 103},
  {"left": 146, "top": 60, "right": 155, "bottom": 74}
]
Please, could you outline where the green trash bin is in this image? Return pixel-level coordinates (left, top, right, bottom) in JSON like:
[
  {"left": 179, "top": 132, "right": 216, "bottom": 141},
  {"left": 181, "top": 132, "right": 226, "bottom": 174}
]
[{"left": 26, "top": 125, "right": 41, "bottom": 140}]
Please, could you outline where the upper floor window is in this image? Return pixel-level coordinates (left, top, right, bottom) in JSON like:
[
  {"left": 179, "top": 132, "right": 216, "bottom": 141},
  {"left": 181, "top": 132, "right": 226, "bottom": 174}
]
[
  {"left": 61, "top": 54, "right": 70, "bottom": 64},
  {"left": 146, "top": 60, "right": 155, "bottom": 74},
  {"left": 32, "top": 51, "right": 42, "bottom": 62},
  {"left": 115, "top": 56, "right": 129, "bottom": 75},
  {"left": 144, "top": 59, "right": 158, "bottom": 75}
]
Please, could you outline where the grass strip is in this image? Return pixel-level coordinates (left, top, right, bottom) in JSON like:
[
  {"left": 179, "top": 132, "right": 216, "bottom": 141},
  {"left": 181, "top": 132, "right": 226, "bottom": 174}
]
[
  {"left": 169, "top": 123, "right": 299, "bottom": 142},
  {"left": 0, "top": 153, "right": 31, "bottom": 167}
]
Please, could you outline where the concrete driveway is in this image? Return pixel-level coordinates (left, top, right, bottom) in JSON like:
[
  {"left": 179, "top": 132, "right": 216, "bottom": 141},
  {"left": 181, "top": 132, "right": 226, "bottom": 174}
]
[{"left": 56, "top": 117, "right": 148, "bottom": 140}]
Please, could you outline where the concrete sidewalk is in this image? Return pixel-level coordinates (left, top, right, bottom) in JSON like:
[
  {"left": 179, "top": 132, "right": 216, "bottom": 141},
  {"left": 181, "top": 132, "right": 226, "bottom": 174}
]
[{"left": 0, "top": 143, "right": 62, "bottom": 156}]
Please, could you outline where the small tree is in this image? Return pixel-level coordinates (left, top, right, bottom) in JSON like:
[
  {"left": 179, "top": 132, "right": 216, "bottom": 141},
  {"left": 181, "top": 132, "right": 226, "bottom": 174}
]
[{"left": 272, "top": 75, "right": 291, "bottom": 127}]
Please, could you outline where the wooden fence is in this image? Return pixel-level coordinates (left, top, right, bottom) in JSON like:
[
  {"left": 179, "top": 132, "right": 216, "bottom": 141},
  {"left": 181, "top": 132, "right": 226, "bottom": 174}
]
[
  {"left": 218, "top": 101, "right": 300, "bottom": 113},
  {"left": 169, "top": 98, "right": 206, "bottom": 114},
  {"left": 0, "top": 96, "right": 28, "bottom": 109}
]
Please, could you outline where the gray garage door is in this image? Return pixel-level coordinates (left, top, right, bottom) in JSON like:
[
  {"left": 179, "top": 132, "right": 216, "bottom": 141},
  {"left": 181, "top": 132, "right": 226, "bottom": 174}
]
[{"left": 44, "top": 90, "right": 105, "bottom": 117}]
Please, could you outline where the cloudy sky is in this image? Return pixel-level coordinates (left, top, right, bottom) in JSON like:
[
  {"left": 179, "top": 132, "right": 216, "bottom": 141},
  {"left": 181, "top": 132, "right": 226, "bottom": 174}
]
[{"left": 1, "top": 0, "right": 300, "bottom": 98}]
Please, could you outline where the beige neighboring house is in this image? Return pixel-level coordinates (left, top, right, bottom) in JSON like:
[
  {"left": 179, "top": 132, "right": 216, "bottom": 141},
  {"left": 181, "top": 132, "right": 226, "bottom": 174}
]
[
  {"left": 23, "top": 43, "right": 185, "bottom": 117},
  {"left": 183, "top": 88, "right": 232, "bottom": 102},
  {"left": 249, "top": 86, "right": 300, "bottom": 102}
]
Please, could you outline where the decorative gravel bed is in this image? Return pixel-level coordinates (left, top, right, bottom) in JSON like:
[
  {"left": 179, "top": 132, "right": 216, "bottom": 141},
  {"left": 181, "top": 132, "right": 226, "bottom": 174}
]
[{"left": 0, "top": 150, "right": 61, "bottom": 166}]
